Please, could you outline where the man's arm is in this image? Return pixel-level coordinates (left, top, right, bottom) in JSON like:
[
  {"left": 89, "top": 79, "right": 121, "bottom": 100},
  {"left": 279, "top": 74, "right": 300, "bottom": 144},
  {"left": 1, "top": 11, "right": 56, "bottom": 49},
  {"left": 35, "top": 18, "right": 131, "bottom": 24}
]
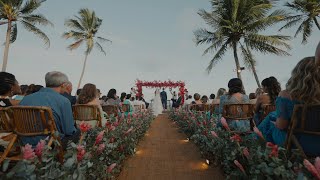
[{"left": 61, "top": 100, "right": 76, "bottom": 136}]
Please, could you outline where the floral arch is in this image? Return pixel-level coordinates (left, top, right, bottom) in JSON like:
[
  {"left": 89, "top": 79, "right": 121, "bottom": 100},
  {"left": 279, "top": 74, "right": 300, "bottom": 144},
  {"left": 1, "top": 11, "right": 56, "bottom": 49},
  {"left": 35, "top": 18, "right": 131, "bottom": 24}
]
[{"left": 135, "top": 80, "right": 186, "bottom": 104}]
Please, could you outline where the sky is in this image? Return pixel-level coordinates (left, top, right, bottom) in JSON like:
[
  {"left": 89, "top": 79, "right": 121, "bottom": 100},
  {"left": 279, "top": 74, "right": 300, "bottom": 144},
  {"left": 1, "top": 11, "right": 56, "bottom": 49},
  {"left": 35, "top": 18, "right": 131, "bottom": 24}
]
[{"left": 0, "top": 0, "right": 319, "bottom": 101}]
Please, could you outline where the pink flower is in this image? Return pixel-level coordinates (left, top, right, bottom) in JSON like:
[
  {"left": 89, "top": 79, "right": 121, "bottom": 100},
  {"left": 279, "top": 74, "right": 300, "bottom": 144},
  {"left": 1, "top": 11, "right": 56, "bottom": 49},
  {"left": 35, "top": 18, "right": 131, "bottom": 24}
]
[
  {"left": 315, "top": 157, "right": 320, "bottom": 175},
  {"left": 35, "top": 140, "right": 46, "bottom": 158},
  {"left": 124, "top": 126, "right": 133, "bottom": 136},
  {"left": 304, "top": 159, "right": 320, "bottom": 179},
  {"left": 234, "top": 160, "right": 246, "bottom": 174},
  {"left": 97, "top": 143, "right": 105, "bottom": 154},
  {"left": 243, "top": 148, "right": 250, "bottom": 159},
  {"left": 220, "top": 117, "right": 230, "bottom": 131},
  {"left": 77, "top": 145, "right": 86, "bottom": 162},
  {"left": 132, "top": 114, "right": 137, "bottom": 118},
  {"left": 107, "top": 163, "right": 117, "bottom": 173},
  {"left": 253, "top": 127, "right": 265, "bottom": 140},
  {"left": 95, "top": 130, "right": 105, "bottom": 145},
  {"left": 230, "top": 134, "right": 242, "bottom": 143},
  {"left": 22, "top": 144, "right": 36, "bottom": 160},
  {"left": 210, "top": 131, "right": 219, "bottom": 138},
  {"left": 79, "top": 121, "right": 91, "bottom": 133},
  {"left": 266, "top": 142, "right": 278, "bottom": 157}
]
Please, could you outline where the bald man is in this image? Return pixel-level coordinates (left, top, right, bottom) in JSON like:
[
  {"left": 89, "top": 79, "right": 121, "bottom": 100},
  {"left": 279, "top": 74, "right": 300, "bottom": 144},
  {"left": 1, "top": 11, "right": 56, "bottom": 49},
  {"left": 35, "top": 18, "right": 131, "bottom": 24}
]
[{"left": 316, "top": 41, "right": 320, "bottom": 65}]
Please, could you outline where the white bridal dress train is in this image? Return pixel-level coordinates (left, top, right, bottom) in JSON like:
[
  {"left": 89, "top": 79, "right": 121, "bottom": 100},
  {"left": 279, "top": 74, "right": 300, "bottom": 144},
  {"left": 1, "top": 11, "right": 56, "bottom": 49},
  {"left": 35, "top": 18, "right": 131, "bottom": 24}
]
[{"left": 152, "top": 89, "right": 163, "bottom": 116}]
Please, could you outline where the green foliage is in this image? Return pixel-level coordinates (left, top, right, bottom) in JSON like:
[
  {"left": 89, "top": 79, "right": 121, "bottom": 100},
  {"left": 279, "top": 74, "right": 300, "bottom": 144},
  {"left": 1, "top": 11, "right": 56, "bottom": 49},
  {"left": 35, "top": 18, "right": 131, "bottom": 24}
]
[
  {"left": 169, "top": 109, "right": 317, "bottom": 179},
  {"left": 194, "top": 0, "right": 291, "bottom": 74},
  {"left": 280, "top": 0, "right": 320, "bottom": 44},
  {"left": 0, "top": 111, "right": 155, "bottom": 180}
]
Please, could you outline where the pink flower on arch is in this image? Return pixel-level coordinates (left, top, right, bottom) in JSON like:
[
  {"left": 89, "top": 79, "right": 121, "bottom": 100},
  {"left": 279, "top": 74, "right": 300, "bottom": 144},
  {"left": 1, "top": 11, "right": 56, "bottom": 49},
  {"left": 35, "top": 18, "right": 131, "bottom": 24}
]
[
  {"left": 79, "top": 121, "right": 92, "bottom": 133},
  {"left": 107, "top": 163, "right": 117, "bottom": 173},
  {"left": 220, "top": 117, "right": 230, "bottom": 131},
  {"left": 35, "top": 140, "right": 46, "bottom": 158},
  {"left": 22, "top": 144, "right": 36, "bottom": 160},
  {"left": 303, "top": 159, "right": 320, "bottom": 179},
  {"left": 95, "top": 130, "right": 105, "bottom": 145},
  {"left": 234, "top": 160, "right": 246, "bottom": 174}
]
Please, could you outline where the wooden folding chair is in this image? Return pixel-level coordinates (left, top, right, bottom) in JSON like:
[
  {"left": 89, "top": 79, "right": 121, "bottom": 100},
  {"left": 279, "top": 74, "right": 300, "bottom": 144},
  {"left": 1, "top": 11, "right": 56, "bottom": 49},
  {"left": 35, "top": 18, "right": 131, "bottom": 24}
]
[
  {"left": 72, "top": 105, "right": 102, "bottom": 127},
  {"left": 285, "top": 104, "right": 320, "bottom": 158},
  {"left": 261, "top": 104, "right": 276, "bottom": 120},
  {"left": 223, "top": 104, "right": 255, "bottom": 131},
  {"left": 190, "top": 104, "right": 204, "bottom": 112},
  {"left": 209, "top": 104, "right": 219, "bottom": 115},
  {"left": 0, "top": 106, "right": 64, "bottom": 164},
  {"left": 102, "top": 105, "right": 118, "bottom": 117}
]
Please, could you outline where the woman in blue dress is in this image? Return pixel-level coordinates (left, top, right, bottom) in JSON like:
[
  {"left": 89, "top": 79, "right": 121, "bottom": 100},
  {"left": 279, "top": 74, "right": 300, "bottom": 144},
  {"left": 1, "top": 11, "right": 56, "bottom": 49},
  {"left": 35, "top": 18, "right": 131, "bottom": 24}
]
[
  {"left": 218, "top": 78, "right": 250, "bottom": 132},
  {"left": 258, "top": 57, "right": 320, "bottom": 156}
]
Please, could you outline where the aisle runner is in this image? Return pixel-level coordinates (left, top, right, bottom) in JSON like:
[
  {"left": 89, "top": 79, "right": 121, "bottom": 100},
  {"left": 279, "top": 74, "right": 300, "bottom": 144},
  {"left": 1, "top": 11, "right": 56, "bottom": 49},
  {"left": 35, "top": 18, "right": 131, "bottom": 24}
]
[{"left": 118, "top": 114, "right": 224, "bottom": 180}]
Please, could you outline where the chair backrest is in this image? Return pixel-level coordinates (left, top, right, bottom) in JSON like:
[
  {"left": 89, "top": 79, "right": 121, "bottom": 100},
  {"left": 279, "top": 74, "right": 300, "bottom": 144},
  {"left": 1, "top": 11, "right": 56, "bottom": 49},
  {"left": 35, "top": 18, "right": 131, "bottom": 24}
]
[
  {"left": 134, "top": 105, "right": 142, "bottom": 112},
  {"left": 10, "top": 106, "right": 57, "bottom": 136},
  {"left": 72, "top": 105, "right": 102, "bottom": 127},
  {"left": 203, "top": 104, "right": 210, "bottom": 111},
  {"left": 261, "top": 104, "right": 276, "bottom": 120},
  {"left": 286, "top": 104, "right": 320, "bottom": 157},
  {"left": 122, "top": 104, "right": 130, "bottom": 112},
  {"left": 209, "top": 104, "right": 219, "bottom": 115},
  {"left": 223, "top": 104, "right": 254, "bottom": 120},
  {"left": 102, "top": 105, "right": 118, "bottom": 117},
  {"left": 0, "top": 107, "right": 12, "bottom": 132}
]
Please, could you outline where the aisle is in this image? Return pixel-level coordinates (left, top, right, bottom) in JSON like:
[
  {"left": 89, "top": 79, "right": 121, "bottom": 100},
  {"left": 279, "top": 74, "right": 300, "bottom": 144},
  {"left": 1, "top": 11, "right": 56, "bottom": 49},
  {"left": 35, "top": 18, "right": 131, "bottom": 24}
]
[{"left": 118, "top": 114, "right": 224, "bottom": 180}]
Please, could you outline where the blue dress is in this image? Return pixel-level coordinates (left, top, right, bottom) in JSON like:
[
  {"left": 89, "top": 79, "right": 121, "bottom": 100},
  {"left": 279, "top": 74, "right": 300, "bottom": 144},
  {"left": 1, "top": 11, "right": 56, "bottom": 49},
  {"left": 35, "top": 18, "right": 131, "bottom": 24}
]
[
  {"left": 258, "top": 97, "right": 320, "bottom": 155},
  {"left": 218, "top": 94, "right": 250, "bottom": 132}
]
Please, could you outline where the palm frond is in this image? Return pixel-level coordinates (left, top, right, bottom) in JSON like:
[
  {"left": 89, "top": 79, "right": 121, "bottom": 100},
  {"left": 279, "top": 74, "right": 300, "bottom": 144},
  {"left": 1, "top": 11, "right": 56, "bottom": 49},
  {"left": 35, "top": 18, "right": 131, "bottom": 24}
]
[
  {"left": 62, "top": 31, "right": 85, "bottom": 40},
  {"left": 85, "top": 38, "right": 94, "bottom": 55},
  {"left": 193, "top": 28, "right": 223, "bottom": 46},
  {"left": 65, "top": 18, "right": 84, "bottom": 31},
  {"left": 197, "top": 9, "right": 220, "bottom": 28},
  {"left": 20, "top": 20, "right": 50, "bottom": 47},
  {"left": 95, "top": 42, "right": 106, "bottom": 55},
  {"left": 67, "top": 39, "right": 84, "bottom": 50},
  {"left": 206, "top": 41, "right": 229, "bottom": 73},
  {"left": 20, "top": 0, "right": 45, "bottom": 14},
  {"left": 21, "top": 14, "right": 53, "bottom": 26},
  {"left": 279, "top": 14, "right": 304, "bottom": 31},
  {"left": 97, "top": 36, "right": 112, "bottom": 43}
]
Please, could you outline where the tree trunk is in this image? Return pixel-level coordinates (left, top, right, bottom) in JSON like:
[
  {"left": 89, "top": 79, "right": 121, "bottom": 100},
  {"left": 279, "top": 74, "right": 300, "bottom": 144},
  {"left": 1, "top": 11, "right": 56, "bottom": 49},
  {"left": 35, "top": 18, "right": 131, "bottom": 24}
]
[
  {"left": 232, "top": 42, "right": 242, "bottom": 79},
  {"left": 232, "top": 42, "right": 246, "bottom": 93},
  {"left": 2, "top": 21, "right": 12, "bottom": 72},
  {"left": 77, "top": 53, "right": 89, "bottom": 91},
  {"left": 251, "top": 65, "right": 261, "bottom": 88}
]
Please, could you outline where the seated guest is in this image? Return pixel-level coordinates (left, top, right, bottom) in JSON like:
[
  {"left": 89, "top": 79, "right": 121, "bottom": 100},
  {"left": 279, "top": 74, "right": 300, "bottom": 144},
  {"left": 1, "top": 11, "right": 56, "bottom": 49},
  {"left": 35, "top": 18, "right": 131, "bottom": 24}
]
[
  {"left": 249, "top": 93, "right": 257, "bottom": 104},
  {"left": 61, "top": 81, "right": 76, "bottom": 105},
  {"left": 208, "top": 94, "right": 215, "bottom": 104},
  {"left": 12, "top": 84, "right": 28, "bottom": 101},
  {"left": 258, "top": 57, "right": 320, "bottom": 156},
  {"left": 19, "top": 71, "right": 78, "bottom": 146},
  {"left": 254, "top": 77, "right": 281, "bottom": 125},
  {"left": 255, "top": 87, "right": 264, "bottom": 98},
  {"left": 25, "top": 84, "right": 43, "bottom": 95},
  {"left": 120, "top": 92, "right": 126, "bottom": 103},
  {"left": 77, "top": 83, "right": 107, "bottom": 127},
  {"left": 218, "top": 78, "right": 250, "bottom": 131},
  {"left": 213, "top": 88, "right": 226, "bottom": 104},
  {"left": 123, "top": 94, "right": 134, "bottom": 115},
  {"left": 0, "top": 72, "right": 21, "bottom": 107},
  {"left": 76, "top": 89, "right": 82, "bottom": 98},
  {"left": 106, "top": 89, "right": 120, "bottom": 106},
  {"left": 201, "top": 95, "right": 209, "bottom": 104},
  {"left": 191, "top": 93, "right": 202, "bottom": 105}
]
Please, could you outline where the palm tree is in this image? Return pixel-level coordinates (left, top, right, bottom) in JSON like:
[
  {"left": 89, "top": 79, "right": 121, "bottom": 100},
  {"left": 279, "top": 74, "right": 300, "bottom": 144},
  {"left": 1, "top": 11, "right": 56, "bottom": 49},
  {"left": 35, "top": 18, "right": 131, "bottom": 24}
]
[
  {"left": 194, "top": 0, "right": 291, "bottom": 88},
  {"left": 280, "top": 0, "right": 320, "bottom": 44},
  {"left": 63, "top": 8, "right": 111, "bottom": 90},
  {"left": 0, "top": 0, "right": 52, "bottom": 72}
]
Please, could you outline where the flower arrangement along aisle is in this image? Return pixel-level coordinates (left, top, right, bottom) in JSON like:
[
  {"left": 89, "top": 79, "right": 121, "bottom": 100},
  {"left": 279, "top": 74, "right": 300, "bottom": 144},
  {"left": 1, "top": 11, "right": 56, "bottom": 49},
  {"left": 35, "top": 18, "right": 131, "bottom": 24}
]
[
  {"left": 0, "top": 111, "right": 155, "bottom": 180},
  {"left": 169, "top": 109, "right": 320, "bottom": 179}
]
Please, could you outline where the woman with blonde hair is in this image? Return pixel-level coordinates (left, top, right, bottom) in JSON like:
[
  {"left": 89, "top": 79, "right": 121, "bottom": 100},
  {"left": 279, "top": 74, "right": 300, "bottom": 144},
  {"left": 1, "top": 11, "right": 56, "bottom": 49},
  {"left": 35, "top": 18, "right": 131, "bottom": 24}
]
[
  {"left": 77, "top": 83, "right": 107, "bottom": 127},
  {"left": 212, "top": 88, "right": 226, "bottom": 104},
  {"left": 258, "top": 57, "right": 320, "bottom": 156}
]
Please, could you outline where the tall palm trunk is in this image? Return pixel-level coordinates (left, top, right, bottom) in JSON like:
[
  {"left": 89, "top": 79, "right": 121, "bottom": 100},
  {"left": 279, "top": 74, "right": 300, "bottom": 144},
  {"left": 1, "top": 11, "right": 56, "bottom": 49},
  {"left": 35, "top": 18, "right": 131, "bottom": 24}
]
[
  {"left": 2, "top": 21, "right": 12, "bottom": 72},
  {"left": 251, "top": 65, "right": 261, "bottom": 88},
  {"left": 232, "top": 42, "right": 242, "bottom": 80},
  {"left": 77, "top": 53, "right": 89, "bottom": 90}
]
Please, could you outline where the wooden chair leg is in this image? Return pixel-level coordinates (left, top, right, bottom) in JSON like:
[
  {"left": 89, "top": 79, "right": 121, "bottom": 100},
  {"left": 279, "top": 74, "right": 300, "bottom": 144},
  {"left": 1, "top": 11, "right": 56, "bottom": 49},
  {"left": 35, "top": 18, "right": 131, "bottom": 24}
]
[
  {"left": 292, "top": 136, "right": 307, "bottom": 158},
  {"left": 0, "top": 134, "right": 17, "bottom": 164}
]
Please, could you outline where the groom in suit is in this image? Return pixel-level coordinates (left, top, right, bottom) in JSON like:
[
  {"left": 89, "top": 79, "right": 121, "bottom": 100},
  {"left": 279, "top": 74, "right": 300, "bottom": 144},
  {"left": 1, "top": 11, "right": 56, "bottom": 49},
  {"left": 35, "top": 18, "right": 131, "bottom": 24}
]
[{"left": 160, "top": 88, "right": 167, "bottom": 109}]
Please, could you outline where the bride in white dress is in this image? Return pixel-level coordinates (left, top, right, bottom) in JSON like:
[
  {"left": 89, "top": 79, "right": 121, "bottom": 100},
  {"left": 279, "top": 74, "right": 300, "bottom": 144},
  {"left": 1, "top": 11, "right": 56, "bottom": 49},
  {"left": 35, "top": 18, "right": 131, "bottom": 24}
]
[{"left": 152, "top": 88, "right": 163, "bottom": 116}]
